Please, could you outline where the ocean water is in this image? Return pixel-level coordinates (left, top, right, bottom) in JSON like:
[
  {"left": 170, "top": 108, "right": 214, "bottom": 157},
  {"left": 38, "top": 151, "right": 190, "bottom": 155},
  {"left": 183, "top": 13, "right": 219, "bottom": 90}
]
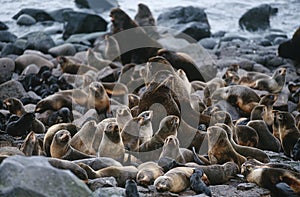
[{"left": 1, "top": 0, "right": 300, "bottom": 38}]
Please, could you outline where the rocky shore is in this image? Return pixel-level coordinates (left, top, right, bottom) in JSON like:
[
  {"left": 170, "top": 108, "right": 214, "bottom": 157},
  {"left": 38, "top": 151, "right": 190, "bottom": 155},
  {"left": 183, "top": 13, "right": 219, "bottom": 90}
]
[{"left": 0, "top": 1, "right": 300, "bottom": 197}]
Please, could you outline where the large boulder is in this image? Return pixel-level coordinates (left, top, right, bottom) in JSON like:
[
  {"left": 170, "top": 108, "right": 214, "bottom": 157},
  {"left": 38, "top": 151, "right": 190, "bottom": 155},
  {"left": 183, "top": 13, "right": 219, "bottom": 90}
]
[
  {"left": 0, "top": 58, "right": 15, "bottom": 84},
  {"left": 0, "top": 80, "right": 27, "bottom": 100},
  {"left": 48, "top": 43, "right": 76, "bottom": 57},
  {"left": 0, "top": 31, "right": 17, "bottom": 43},
  {"left": 75, "top": 0, "right": 118, "bottom": 12},
  {"left": 1, "top": 43, "right": 24, "bottom": 57},
  {"left": 48, "top": 8, "right": 74, "bottom": 22},
  {"left": 157, "top": 6, "right": 211, "bottom": 41},
  {"left": 16, "top": 14, "right": 37, "bottom": 26},
  {"left": 62, "top": 11, "right": 107, "bottom": 40},
  {"left": 12, "top": 8, "right": 54, "bottom": 22},
  {"left": 0, "top": 21, "right": 8, "bottom": 30},
  {"left": 15, "top": 54, "right": 54, "bottom": 73},
  {"left": 22, "top": 31, "right": 56, "bottom": 53},
  {"left": 239, "top": 4, "right": 278, "bottom": 32},
  {"left": 0, "top": 156, "right": 92, "bottom": 197}
]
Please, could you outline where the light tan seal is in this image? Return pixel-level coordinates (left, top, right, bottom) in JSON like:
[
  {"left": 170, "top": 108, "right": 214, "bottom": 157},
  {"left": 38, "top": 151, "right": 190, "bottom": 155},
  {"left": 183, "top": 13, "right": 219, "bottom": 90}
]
[{"left": 136, "top": 161, "right": 164, "bottom": 186}]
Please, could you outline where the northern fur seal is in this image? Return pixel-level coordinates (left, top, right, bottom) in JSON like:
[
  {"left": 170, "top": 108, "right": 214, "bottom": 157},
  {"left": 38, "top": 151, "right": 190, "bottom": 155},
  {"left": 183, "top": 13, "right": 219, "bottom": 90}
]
[
  {"left": 136, "top": 161, "right": 164, "bottom": 186},
  {"left": 190, "top": 168, "right": 212, "bottom": 196},
  {"left": 5, "top": 112, "right": 36, "bottom": 137},
  {"left": 57, "top": 56, "right": 98, "bottom": 74},
  {"left": 20, "top": 131, "right": 44, "bottom": 156}
]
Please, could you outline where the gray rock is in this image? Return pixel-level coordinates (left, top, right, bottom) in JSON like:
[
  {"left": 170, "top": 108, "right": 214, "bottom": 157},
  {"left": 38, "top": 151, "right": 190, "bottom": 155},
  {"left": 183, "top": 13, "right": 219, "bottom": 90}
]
[
  {"left": 209, "top": 184, "right": 270, "bottom": 197},
  {"left": 264, "top": 33, "right": 287, "bottom": 43},
  {"left": 0, "top": 58, "right": 15, "bottom": 84},
  {"left": 13, "top": 8, "right": 53, "bottom": 21},
  {"left": 198, "top": 38, "right": 217, "bottom": 49},
  {"left": 17, "top": 14, "right": 37, "bottom": 26},
  {"left": 93, "top": 187, "right": 125, "bottom": 197},
  {"left": 252, "top": 63, "right": 270, "bottom": 73},
  {"left": 15, "top": 54, "right": 54, "bottom": 73},
  {"left": 73, "top": 157, "right": 122, "bottom": 171},
  {"left": 88, "top": 177, "right": 118, "bottom": 191},
  {"left": 75, "top": 0, "right": 118, "bottom": 12},
  {"left": 48, "top": 8, "right": 74, "bottom": 22},
  {"left": 157, "top": 6, "right": 211, "bottom": 41},
  {"left": 21, "top": 64, "right": 40, "bottom": 76},
  {"left": 237, "top": 183, "right": 257, "bottom": 190},
  {"left": 0, "top": 155, "right": 92, "bottom": 197},
  {"left": 157, "top": 36, "right": 190, "bottom": 51},
  {"left": 220, "top": 35, "right": 248, "bottom": 42},
  {"left": 62, "top": 11, "right": 107, "bottom": 40},
  {"left": 24, "top": 103, "right": 36, "bottom": 112},
  {"left": 273, "top": 37, "right": 289, "bottom": 45},
  {"left": 48, "top": 43, "right": 76, "bottom": 57},
  {"left": 23, "top": 31, "right": 56, "bottom": 53},
  {"left": 0, "top": 21, "right": 8, "bottom": 30},
  {"left": 239, "top": 4, "right": 278, "bottom": 32},
  {"left": 0, "top": 80, "right": 26, "bottom": 100},
  {"left": 0, "top": 30, "right": 17, "bottom": 43},
  {"left": 43, "top": 25, "right": 64, "bottom": 35},
  {"left": 1, "top": 43, "right": 24, "bottom": 57}
]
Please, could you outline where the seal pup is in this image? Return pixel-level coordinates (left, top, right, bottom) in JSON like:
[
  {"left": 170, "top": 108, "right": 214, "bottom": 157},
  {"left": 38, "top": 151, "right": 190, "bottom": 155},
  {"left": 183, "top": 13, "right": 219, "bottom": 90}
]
[
  {"left": 125, "top": 179, "right": 140, "bottom": 197},
  {"left": 20, "top": 131, "right": 44, "bottom": 156},
  {"left": 203, "top": 78, "right": 226, "bottom": 106},
  {"left": 190, "top": 168, "right": 212, "bottom": 196},
  {"left": 116, "top": 105, "right": 133, "bottom": 131},
  {"left": 57, "top": 56, "right": 98, "bottom": 74},
  {"left": 273, "top": 111, "right": 300, "bottom": 157},
  {"left": 136, "top": 161, "right": 164, "bottom": 186},
  {"left": 5, "top": 112, "right": 36, "bottom": 137},
  {"left": 43, "top": 123, "right": 78, "bottom": 157},
  {"left": 258, "top": 94, "right": 278, "bottom": 126},
  {"left": 234, "top": 125, "right": 259, "bottom": 147},
  {"left": 247, "top": 120, "right": 281, "bottom": 152},
  {"left": 137, "top": 110, "right": 153, "bottom": 144},
  {"left": 98, "top": 121, "right": 125, "bottom": 162},
  {"left": 154, "top": 166, "right": 194, "bottom": 193},
  {"left": 207, "top": 126, "right": 246, "bottom": 168},
  {"left": 241, "top": 162, "right": 300, "bottom": 195},
  {"left": 4, "top": 97, "right": 45, "bottom": 134},
  {"left": 157, "top": 48, "right": 204, "bottom": 82},
  {"left": 50, "top": 130, "right": 94, "bottom": 160},
  {"left": 78, "top": 163, "right": 138, "bottom": 187}
]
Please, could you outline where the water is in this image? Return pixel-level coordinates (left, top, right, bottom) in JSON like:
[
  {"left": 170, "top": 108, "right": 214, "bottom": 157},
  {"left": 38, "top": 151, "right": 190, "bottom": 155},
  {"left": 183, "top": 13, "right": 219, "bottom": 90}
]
[{"left": 1, "top": 0, "right": 300, "bottom": 38}]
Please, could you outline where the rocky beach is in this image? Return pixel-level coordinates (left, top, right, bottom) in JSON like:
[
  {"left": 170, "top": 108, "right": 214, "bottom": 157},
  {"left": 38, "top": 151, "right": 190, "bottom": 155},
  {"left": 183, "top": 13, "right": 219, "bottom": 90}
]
[{"left": 0, "top": 0, "right": 300, "bottom": 197}]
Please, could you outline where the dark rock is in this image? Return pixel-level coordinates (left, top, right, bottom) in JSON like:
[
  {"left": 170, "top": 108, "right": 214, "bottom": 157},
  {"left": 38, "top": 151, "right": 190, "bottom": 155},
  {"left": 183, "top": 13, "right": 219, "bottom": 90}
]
[
  {"left": 17, "top": 14, "right": 37, "bottom": 26},
  {"left": 0, "top": 31, "right": 17, "bottom": 43},
  {"left": 75, "top": 0, "right": 118, "bottom": 12},
  {"left": 239, "top": 4, "right": 278, "bottom": 32},
  {"left": 0, "top": 80, "right": 27, "bottom": 100},
  {"left": 212, "top": 31, "right": 226, "bottom": 38},
  {"left": 88, "top": 177, "right": 118, "bottom": 191},
  {"left": 198, "top": 38, "right": 217, "bottom": 49},
  {"left": 0, "top": 155, "right": 92, "bottom": 196},
  {"left": 0, "top": 21, "right": 8, "bottom": 30},
  {"left": 237, "top": 183, "right": 256, "bottom": 190},
  {"left": 12, "top": 8, "right": 54, "bottom": 22},
  {"left": 0, "top": 58, "right": 15, "bottom": 84},
  {"left": 1, "top": 43, "right": 24, "bottom": 57},
  {"left": 220, "top": 35, "right": 248, "bottom": 42},
  {"left": 23, "top": 31, "right": 56, "bottom": 53},
  {"left": 259, "top": 39, "right": 272, "bottom": 47},
  {"left": 157, "top": 6, "right": 211, "bottom": 41},
  {"left": 48, "top": 8, "right": 73, "bottom": 22},
  {"left": 62, "top": 11, "right": 107, "bottom": 40},
  {"left": 48, "top": 43, "right": 76, "bottom": 57}
]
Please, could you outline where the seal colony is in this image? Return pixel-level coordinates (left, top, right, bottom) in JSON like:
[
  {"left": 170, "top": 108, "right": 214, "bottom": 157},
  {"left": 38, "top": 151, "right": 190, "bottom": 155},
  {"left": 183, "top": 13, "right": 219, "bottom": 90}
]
[{"left": 0, "top": 3, "right": 300, "bottom": 197}]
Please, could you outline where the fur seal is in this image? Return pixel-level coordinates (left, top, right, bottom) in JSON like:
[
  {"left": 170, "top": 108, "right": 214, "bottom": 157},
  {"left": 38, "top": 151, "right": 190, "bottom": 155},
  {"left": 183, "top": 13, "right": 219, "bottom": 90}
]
[
  {"left": 203, "top": 78, "right": 226, "bottom": 106},
  {"left": 50, "top": 129, "right": 94, "bottom": 160},
  {"left": 116, "top": 105, "right": 133, "bottom": 131},
  {"left": 98, "top": 121, "right": 125, "bottom": 161},
  {"left": 154, "top": 166, "right": 194, "bottom": 193},
  {"left": 78, "top": 163, "right": 138, "bottom": 187},
  {"left": 43, "top": 123, "right": 78, "bottom": 156},
  {"left": 57, "top": 56, "right": 98, "bottom": 74},
  {"left": 87, "top": 48, "right": 119, "bottom": 70},
  {"left": 121, "top": 117, "right": 143, "bottom": 152},
  {"left": 87, "top": 81, "right": 110, "bottom": 114},
  {"left": 278, "top": 27, "right": 300, "bottom": 62},
  {"left": 4, "top": 97, "right": 45, "bottom": 134},
  {"left": 104, "top": 35, "right": 122, "bottom": 62},
  {"left": 292, "top": 138, "right": 300, "bottom": 161},
  {"left": 273, "top": 111, "right": 300, "bottom": 157},
  {"left": 210, "top": 85, "right": 260, "bottom": 115},
  {"left": 136, "top": 161, "right": 164, "bottom": 186},
  {"left": 5, "top": 112, "right": 36, "bottom": 137},
  {"left": 137, "top": 110, "right": 153, "bottom": 144},
  {"left": 241, "top": 162, "right": 300, "bottom": 195},
  {"left": 109, "top": 8, "right": 161, "bottom": 64},
  {"left": 125, "top": 179, "right": 140, "bottom": 197},
  {"left": 207, "top": 126, "right": 246, "bottom": 168},
  {"left": 235, "top": 125, "right": 259, "bottom": 147},
  {"left": 159, "top": 135, "right": 185, "bottom": 163},
  {"left": 190, "top": 168, "right": 212, "bottom": 196},
  {"left": 20, "top": 131, "right": 44, "bottom": 156},
  {"left": 216, "top": 123, "right": 270, "bottom": 163},
  {"left": 157, "top": 48, "right": 204, "bottom": 82},
  {"left": 247, "top": 120, "right": 281, "bottom": 152}
]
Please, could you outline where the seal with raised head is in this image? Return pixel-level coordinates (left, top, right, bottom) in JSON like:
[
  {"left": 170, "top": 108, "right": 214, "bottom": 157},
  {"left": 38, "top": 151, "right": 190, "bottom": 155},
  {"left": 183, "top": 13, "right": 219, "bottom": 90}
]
[
  {"left": 121, "top": 117, "right": 143, "bottom": 152},
  {"left": 137, "top": 110, "right": 153, "bottom": 144},
  {"left": 159, "top": 135, "right": 185, "bottom": 163},
  {"left": 50, "top": 129, "right": 94, "bottom": 160},
  {"left": 87, "top": 81, "right": 110, "bottom": 114},
  {"left": 20, "top": 131, "right": 44, "bottom": 156},
  {"left": 136, "top": 161, "right": 164, "bottom": 186}
]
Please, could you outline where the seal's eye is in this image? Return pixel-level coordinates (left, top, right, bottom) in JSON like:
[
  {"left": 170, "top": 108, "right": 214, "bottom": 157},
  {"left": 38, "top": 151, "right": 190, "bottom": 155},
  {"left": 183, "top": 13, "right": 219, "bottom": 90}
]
[{"left": 269, "top": 95, "right": 274, "bottom": 100}]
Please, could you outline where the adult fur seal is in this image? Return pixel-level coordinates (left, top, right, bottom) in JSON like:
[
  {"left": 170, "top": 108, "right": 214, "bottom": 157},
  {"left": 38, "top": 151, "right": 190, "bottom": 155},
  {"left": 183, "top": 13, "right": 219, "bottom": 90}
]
[
  {"left": 109, "top": 8, "right": 161, "bottom": 64},
  {"left": 136, "top": 161, "right": 164, "bottom": 186},
  {"left": 20, "top": 131, "right": 44, "bottom": 156},
  {"left": 87, "top": 81, "right": 110, "bottom": 114},
  {"left": 278, "top": 27, "right": 300, "bottom": 62}
]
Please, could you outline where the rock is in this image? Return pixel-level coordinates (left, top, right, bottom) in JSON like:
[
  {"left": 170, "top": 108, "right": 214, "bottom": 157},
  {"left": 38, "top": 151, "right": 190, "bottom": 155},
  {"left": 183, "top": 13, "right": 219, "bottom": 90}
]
[
  {"left": 237, "top": 183, "right": 257, "bottom": 190},
  {"left": 0, "top": 31, "right": 17, "bottom": 43},
  {"left": 157, "top": 6, "right": 211, "bottom": 41},
  {"left": 93, "top": 187, "right": 126, "bottom": 197},
  {"left": 75, "top": 0, "right": 118, "bottom": 12},
  {"left": 88, "top": 177, "right": 118, "bottom": 191},
  {"left": 24, "top": 103, "right": 36, "bottom": 112},
  {"left": 48, "top": 43, "right": 76, "bottom": 57},
  {"left": 0, "top": 80, "right": 27, "bottom": 100},
  {"left": 239, "top": 4, "right": 278, "bottom": 32},
  {"left": 12, "top": 8, "right": 53, "bottom": 22},
  {"left": 0, "top": 155, "right": 92, "bottom": 197},
  {"left": 21, "top": 64, "right": 40, "bottom": 76},
  {"left": 198, "top": 38, "right": 217, "bottom": 49},
  {"left": 23, "top": 49, "right": 53, "bottom": 60},
  {"left": 0, "top": 58, "right": 15, "bottom": 84},
  {"left": 17, "top": 14, "right": 37, "bottom": 26},
  {"left": 209, "top": 184, "right": 270, "bottom": 197},
  {"left": 212, "top": 31, "right": 226, "bottom": 38},
  {"left": 15, "top": 54, "right": 54, "bottom": 73},
  {"left": 157, "top": 36, "right": 190, "bottom": 51},
  {"left": 1, "top": 43, "right": 24, "bottom": 57},
  {"left": 73, "top": 109, "right": 100, "bottom": 127},
  {"left": 252, "top": 63, "right": 270, "bottom": 73},
  {"left": 273, "top": 37, "right": 289, "bottom": 45},
  {"left": 264, "top": 33, "right": 287, "bottom": 43},
  {"left": 62, "top": 11, "right": 107, "bottom": 40},
  {"left": 220, "top": 35, "right": 248, "bottom": 42},
  {"left": 43, "top": 25, "right": 64, "bottom": 35},
  {"left": 22, "top": 31, "right": 56, "bottom": 53},
  {"left": 0, "top": 21, "right": 8, "bottom": 30},
  {"left": 48, "top": 8, "right": 74, "bottom": 22}
]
